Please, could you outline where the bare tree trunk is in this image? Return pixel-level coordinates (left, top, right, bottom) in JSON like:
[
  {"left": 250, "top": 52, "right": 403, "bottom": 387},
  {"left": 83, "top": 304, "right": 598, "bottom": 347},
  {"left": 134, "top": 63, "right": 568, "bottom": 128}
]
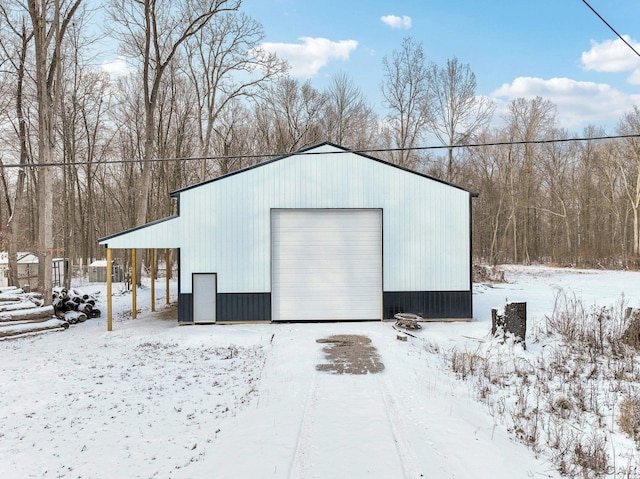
[
  {"left": 28, "top": 0, "right": 81, "bottom": 304},
  {"left": 633, "top": 206, "right": 640, "bottom": 257},
  {"left": 5, "top": 20, "right": 31, "bottom": 288}
]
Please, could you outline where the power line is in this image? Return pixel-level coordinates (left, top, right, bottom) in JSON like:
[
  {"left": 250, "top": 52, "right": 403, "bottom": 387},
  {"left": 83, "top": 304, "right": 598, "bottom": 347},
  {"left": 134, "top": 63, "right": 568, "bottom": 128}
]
[
  {"left": 581, "top": 0, "right": 640, "bottom": 58},
  {"left": 0, "top": 133, "right": 638, "bottom": 169}
]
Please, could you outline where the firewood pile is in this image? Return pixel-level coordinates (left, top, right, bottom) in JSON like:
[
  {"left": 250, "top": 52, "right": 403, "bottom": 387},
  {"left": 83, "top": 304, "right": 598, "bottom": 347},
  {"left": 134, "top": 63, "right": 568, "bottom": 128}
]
[
  {"left": 53, "top": 287, "right": 101, "bottom": 324},
  {"left": 0, "top": 285, "right": 100, "bottom": 339}
]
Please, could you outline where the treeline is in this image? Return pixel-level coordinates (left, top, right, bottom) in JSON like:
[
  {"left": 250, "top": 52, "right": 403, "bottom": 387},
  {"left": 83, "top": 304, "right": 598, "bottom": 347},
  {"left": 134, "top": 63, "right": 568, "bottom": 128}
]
[{"left": 0, "top": 1, "right": 639, "bottom": 299}]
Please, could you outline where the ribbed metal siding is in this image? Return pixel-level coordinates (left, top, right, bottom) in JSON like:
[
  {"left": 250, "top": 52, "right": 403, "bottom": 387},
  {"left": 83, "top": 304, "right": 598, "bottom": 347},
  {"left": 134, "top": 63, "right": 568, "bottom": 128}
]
[
  {"left": 179, "top": 292, "right": 270, "bottom": 322},
  {"left": 176, "top": 145, "right": 469, "bottom": 295},
  {"left": 383, "top": 291, "right": 472, "bottom": 319},
  {"left": 271, "top": 209, "right": 383, "bottom": 321},
  {"left": 178, "top": 293, "right": 193, "bottom": 324},
  {"left": 217, "top": 293, "right": 271, "bottom": 322},
  {"left": 102, "top": 217, "right": 181, "bottom": 249}
]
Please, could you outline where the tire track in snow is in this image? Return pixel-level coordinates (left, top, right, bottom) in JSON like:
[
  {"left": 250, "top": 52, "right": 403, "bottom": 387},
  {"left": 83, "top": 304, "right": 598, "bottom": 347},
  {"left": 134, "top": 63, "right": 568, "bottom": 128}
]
[
  {"left": 377, "top": 374, "right": 424, "bottom": 478},
  {"left": 287, "top": 359, "right": 320, "bottom": 479}
]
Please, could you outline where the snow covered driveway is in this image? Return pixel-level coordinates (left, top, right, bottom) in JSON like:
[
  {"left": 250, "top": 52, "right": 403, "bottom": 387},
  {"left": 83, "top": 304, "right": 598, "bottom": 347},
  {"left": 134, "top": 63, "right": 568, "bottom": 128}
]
[{"left": 183, "top": 322, "right": 558, "bottom": 479}]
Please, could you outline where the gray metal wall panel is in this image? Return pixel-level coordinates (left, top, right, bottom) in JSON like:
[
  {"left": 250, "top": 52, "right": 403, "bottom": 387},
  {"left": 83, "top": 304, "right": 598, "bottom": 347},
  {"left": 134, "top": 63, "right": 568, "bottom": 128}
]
[
  {"left": 383, "top": 291, "right": 472, "bottom": 319},
  {"left": 217, "top": 293, "right": 271, "bottom": 322},
  {"left": 178, "top": 293, "right": 193, "bottom": 323},
  {"left": 179, "top": 292, "right": 270, "bottom": 322}
]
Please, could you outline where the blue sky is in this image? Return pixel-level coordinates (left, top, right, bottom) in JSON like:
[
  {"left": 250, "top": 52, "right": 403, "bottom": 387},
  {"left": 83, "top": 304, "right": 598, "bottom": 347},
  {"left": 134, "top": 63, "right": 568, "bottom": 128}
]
[{"left": 238, "top": 0, "right": 640, "bottom": 133}]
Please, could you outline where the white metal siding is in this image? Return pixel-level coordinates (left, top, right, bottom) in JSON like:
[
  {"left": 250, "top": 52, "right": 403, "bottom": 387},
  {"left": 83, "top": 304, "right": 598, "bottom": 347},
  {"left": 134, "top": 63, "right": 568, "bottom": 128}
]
[
  {"left": 272, "top": 209, "right": 382, "bottom": 321},
  {"left": 102, "top": 217, "right": 181, "bottom": 249},
  {"left": 177, "top": 148, "right": 469, "bottom": 294},
  {"left": 101, "top": 145, "right": 471, "bottom": 297}
]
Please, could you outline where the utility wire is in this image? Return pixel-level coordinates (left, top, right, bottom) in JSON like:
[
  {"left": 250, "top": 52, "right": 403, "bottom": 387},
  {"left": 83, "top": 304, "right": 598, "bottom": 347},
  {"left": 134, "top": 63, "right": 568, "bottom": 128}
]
[
  {"left": 0, "top": 133, "right": 638, "bottom": 169},
  {"left": 581, "top": 0, "right": 640, "bottom": 58}
]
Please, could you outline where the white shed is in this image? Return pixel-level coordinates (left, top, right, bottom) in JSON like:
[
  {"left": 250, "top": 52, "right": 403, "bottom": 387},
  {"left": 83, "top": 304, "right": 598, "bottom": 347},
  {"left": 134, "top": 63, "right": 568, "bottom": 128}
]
[{"left": 99, "top": 143, "right": 475, "bottom": 324}]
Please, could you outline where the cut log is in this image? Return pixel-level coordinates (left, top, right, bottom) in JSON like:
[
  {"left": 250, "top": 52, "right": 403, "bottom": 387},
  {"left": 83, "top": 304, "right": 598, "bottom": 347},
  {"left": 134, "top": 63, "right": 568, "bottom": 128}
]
[
  {"left": 53, "top": 297, "right": 68, "bottom": 313},
  {"left": 0, "top": 286, "right": 20, "bottom": 294},
  {"left": 0, "top": 301, "right": 42, "bottom": 313},
  {"left": 77, "top": 303, "right": 93, "bottom": 314},
  {"left": 0, "top": 318, "right": 69, "bottom": 339},
  {"left": 64, "top": 311, "right": 87, "bottom": 324},
  {"left": 492, "top": 302, "right": 527, "bottom": 348},
  {"left": 28, "top": 297, "right": 44, "bottom": 307},
  {"left": 0, "top": 294, "right": 23, "bottom": 302},
  {"left": 0, "top": 305, "right": 55, "bottom": 322},
  {"left": 64, "top": 300, "right": 77, "bottom": 311}
]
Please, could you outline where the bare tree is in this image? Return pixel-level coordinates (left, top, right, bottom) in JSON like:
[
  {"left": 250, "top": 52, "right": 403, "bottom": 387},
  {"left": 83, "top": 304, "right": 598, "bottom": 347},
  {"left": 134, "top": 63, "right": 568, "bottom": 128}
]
[
  {"left": 616, "top": 107, "right": 640, "bottom": 260},
  {"left": 537, "top": 130, "right": 577, "bottom": 262},
  {"left": 153, "top": 59, "right": 198, "bottom": 207},
  {"left": 183, "top": 9, "right": 286, "bottom": 180},
  {"left": 106, "top": 73, "right": 145, "bottom": 232},
  {"left": 504, "top": 96, "right": 556, "bottom": 263},
  {"left": 576, "top": 126, "right": 609, "bottom": 263},
  {"left": 255, "top": 77, "right": 328, "bottom": 153},
  {"left": 323, "top": 71, "right": 378, "bottom": 149},
  {"left": 380, "top": 37, "right": 431, "bottom": 168},
  {"left": 57, "top": 11, "right": 113, "bottom": 272},
  {"left": 210, "top": 99, "right": 254, "bottom": 175},
  {"left": 107, "top": 0, "right": 239, "bottom": 226},
  {"left": 0, "top": 4, "right": 34, "bottom": 288},
  {"left": 25, "top": 0, "right": 82, "bottom": 302},
  {"left": 427, "top": 57, "right": 495, "bottom": 182},
  {"left": 463, "top": 128, "right": 511, "bottom": 265}
]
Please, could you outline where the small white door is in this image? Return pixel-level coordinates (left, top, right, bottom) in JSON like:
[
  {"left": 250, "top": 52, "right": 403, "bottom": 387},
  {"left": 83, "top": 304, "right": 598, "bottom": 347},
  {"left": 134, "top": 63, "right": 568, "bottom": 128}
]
[{"left": 193, "top": 273, "right": 216, "bottom": 323}]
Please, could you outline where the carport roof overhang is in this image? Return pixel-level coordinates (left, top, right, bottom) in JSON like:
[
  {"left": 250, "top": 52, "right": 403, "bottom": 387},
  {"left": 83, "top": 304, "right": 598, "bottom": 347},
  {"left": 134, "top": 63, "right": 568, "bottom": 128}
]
[
  {"left": 98, "top": 215, "right": 181, "bottom": 250},
  {"left": 98, "top": 216, "right": 180, "bottom": 333}
]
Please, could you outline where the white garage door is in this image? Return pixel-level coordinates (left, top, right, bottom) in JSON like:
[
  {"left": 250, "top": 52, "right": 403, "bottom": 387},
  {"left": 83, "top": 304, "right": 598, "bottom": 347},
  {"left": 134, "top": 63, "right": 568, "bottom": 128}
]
[{"left": 272, "top": 209, "right": 382, "bottom": 321}]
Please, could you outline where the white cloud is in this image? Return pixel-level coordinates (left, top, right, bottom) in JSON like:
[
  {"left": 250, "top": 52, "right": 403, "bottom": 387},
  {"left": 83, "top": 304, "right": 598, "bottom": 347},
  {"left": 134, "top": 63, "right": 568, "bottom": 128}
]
[
  {"left": 581, "top": 36, "right": 640, "bottom": 72},
  {"left": 380, "top": 15, "right": 412, "bottom": 30},
  {"left": 581, "top": 36, "right": 640, "bottom": 83},
  {"left": 101, "top": 56, "right": 131, "bottom": 77},
  {"left": 257, "top": 37, "right": 358, "bottom": 78},
  {"left": 492, "top": 76, "right": 640, "bottom": 130}
]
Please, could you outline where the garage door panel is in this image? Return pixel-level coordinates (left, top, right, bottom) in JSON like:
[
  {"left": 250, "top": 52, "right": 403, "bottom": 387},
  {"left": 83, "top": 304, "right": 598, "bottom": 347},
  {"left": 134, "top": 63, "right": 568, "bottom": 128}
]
[{"left": 272, "top": 209, "right": 382, "bottom": 321}]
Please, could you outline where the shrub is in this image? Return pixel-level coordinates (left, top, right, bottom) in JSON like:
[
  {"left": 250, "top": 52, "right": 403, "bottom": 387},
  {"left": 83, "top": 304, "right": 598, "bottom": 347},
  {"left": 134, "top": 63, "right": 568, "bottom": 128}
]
[
  {"left": 619, "top": 395, "right": 640, "bottom": 442},
  {"left": 571, "top": 433, "right": 609, "bottom": 478}
]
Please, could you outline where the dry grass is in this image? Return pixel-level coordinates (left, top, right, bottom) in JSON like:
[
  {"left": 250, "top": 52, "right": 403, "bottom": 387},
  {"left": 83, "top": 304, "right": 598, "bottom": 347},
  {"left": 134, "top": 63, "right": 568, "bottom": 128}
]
[
  {"left": 619, "top": 395, "right": 640, "bottom": 442},
  {"left": 443, "top": 290, "right": 640, "bottom": 478}
]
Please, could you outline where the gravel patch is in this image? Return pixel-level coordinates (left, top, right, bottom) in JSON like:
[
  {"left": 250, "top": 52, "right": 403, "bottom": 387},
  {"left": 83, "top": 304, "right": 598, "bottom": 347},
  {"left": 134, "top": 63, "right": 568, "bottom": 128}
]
[{"left": 315, "top": 334, "right": 385, "bottom": 374}]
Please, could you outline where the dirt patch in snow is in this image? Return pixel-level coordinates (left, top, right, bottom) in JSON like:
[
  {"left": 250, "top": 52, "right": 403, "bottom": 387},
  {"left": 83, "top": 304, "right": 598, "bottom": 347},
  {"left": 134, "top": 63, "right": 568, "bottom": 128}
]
[
  {"left": 315, "top": 334, "right": 385, "bottom": 374},
  {"left": 152, "top": 302, "right": 178, "bottom": 320}
]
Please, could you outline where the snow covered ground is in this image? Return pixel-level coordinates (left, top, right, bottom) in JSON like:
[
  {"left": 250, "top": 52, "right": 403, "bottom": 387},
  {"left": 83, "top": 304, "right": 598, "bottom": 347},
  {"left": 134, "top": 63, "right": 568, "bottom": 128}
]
[{"left": 1, "top": 266, "right": 639, "bottom": 478}]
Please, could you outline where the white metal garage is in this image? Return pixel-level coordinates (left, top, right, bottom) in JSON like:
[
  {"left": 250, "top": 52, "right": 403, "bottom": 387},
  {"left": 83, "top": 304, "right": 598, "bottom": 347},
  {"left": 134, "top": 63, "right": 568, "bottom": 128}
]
[
  {"left": 272, "top": 209, "right": 382, "bottom": 321},
  {"left": 99, "top": 142, "right": 475, "bottom": 325}
]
